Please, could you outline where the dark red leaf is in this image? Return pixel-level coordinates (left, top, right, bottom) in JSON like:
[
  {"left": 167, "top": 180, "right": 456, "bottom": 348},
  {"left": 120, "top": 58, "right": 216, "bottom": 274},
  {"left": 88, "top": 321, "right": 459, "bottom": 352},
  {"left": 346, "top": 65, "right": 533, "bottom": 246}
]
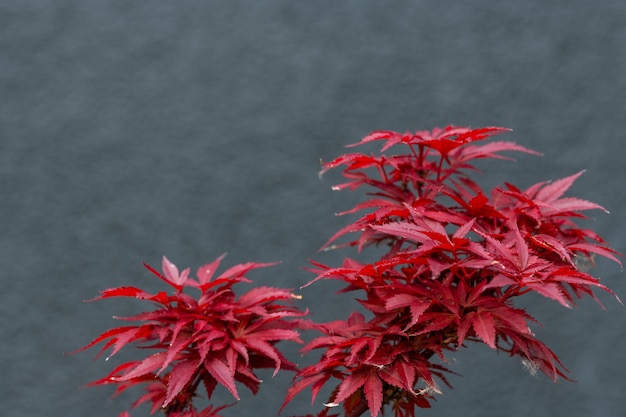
[
  {"left": 364, "top": 372, "right": 383, "bottom": 417},
  {"left": 163, "top": 359, "right": 200, "bottom": 408},
  {"left": 244, "top": 338, "right": 283, "bottom": 376},
  {"left": 472, "top": 310, "right": 497, "bottom": 349},
  {"left": 204, "top": 356, "right": 239, "bottom": 400},
  {"left": 525, "top": 282, "right": 572, "bottom": 308},
  {"left": 333, "top": 370, "right": 368, "bottom": 405}
]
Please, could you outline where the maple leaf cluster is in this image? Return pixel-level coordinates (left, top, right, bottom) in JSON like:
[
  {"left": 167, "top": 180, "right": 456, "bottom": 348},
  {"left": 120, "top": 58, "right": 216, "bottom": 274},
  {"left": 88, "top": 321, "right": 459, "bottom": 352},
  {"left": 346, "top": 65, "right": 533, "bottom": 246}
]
[
  {"left": 282, "top": 126, "right": 622, "bottom": 417},
  {"left": 76, "top": 255, "right": 306, "bottom": 417},
  {"left": 77, "top": 126, "right": 621, "bottom": 417}
]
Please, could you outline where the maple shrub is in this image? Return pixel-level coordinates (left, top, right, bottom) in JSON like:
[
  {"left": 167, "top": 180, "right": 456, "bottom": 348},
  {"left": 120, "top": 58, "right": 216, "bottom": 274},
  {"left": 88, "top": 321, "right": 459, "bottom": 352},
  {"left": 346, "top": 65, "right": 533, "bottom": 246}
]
[{"left": 76, "top": 126, "right": 621, "bottom": 417}]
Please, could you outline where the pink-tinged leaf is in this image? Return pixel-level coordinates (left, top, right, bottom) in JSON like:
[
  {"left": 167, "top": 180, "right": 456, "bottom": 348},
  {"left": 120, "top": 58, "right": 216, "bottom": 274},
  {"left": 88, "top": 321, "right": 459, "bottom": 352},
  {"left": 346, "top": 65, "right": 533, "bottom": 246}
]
[
  {"left": 472, "top": 310, "right": 496, "bottom": 349},
  {"left": 230, "top": 340, "right": 250, "bottom": 366},
  {"left": 540, "top": 197, "right": 607, "bottom": 215},
  {"left": 117, "top": 352, "right": 167, "bottom": 381},
  {"left": 484, "top": 273, "right": 516, "bottom": 290},
  {"left": 569, "top": 243, "right": 623, "bottom": 267},
  {"left": 118, "top": 412, "right": 131, "bottom": 417},
  {"left": 384, "top": 294, "right": 418, "bottom": 310},
  {"left": 534, "top": 171, "right": 585, "bottom": 203},
  {"left": 364, "top": 372, "right": 383, "bottom": 417},
  {"left": 217, "top": 261, "right": 280, "bottom": 281},
  {"left": 237, "top": 286, "right": 295, "bottom": 307},
  {"left": 143, "top": 262, "right": 183, "bottom": 291},
  {"left": 476, "top": 231, "right": 519, "bottom": 269},
  {"left": 162, "top": 256, "right": 190, "bottom": 287},
  {"left": 204, "top": 356, "right": 239, "bottom": 400},
  {"left": 370, "top": 223, "right": 428, "bottom": 244},
  {"left": 456, "top": 140, "right": 541, "bottom": 163},
  {"left": 244, "top": 338, "right": 283, "bottom": 376},
  {"left": 244, "top": 328, "right": 302, "bottom": 343},
  {"left": 411, "top": 204, "right": 469, "bottom": 226},
  {"left": 196, "top": 253, "right": 227, "bottom": 285},
  {"left": 526, "top": 282, "right": 572, "bottom": 308},
  {"left": 452, "top": 218, "right": 477, "bottom": 241},
  {"left": 162, "top": 359, "right": 200, "bottom": 408},
  {"left": 158, "top": 331, "right": 194, "bottom": 375}
]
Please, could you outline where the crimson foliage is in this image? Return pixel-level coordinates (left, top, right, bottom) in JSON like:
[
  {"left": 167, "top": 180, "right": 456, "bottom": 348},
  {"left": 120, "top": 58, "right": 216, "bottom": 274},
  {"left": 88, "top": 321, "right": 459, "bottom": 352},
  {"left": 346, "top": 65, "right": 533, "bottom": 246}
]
[
  {"left": 282, "top": 126, "right": 621, "bottom": 417},
  {"left": 77, "top": 126, "right": 620, "bottom": 417}
]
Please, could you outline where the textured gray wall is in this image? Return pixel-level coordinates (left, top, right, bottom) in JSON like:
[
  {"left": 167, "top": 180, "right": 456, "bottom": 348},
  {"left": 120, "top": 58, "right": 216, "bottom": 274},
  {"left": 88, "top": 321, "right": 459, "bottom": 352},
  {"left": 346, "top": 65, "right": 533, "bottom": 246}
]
[{"left": 2, "top": 1, "right": 625, "bottom": 417}]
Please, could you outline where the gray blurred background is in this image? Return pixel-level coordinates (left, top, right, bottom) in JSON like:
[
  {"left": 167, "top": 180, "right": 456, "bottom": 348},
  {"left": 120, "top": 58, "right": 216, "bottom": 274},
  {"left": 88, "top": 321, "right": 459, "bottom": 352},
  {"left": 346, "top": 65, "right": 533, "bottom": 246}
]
[{"left": 1, "top": 1, "right": 625, "bottom": 416}]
